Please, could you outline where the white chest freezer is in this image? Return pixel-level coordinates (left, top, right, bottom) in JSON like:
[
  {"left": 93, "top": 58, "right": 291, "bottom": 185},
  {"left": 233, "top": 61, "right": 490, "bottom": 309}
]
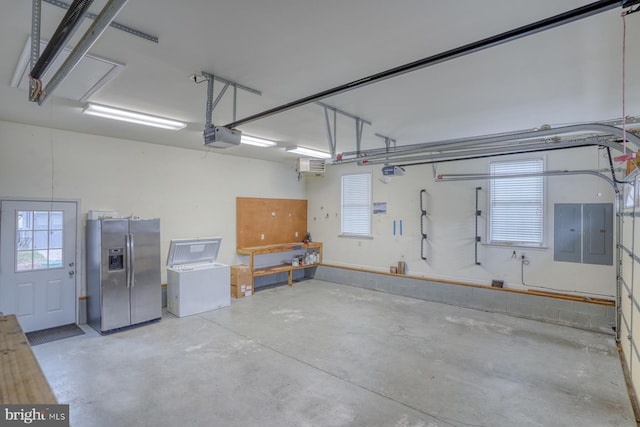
[{"left": 166, "top": 237, "right": 230, "bottom": 317}]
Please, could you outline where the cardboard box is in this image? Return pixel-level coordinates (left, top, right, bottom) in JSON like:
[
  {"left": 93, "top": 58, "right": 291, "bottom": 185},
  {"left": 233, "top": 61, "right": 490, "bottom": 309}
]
[{"left": 231, "top": 264, "right": 252, "bottom": 298}]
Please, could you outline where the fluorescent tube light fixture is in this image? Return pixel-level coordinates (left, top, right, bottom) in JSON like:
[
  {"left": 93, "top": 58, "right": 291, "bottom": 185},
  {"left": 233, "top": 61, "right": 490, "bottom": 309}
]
[
  {"left": 241, "top": 135, "right": 277, "bottom": 147},
  {"left": 83, "top": 103, "right": 186, "bottom": 130},
  {"left": 285, "top": 145, "right": 331, "bottom": 159}
]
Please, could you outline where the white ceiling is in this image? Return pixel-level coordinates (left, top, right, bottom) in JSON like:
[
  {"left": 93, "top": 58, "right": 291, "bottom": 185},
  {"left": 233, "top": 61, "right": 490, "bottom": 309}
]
[{"left": 0, "top": 0, "right": 638, "bottom": 165}]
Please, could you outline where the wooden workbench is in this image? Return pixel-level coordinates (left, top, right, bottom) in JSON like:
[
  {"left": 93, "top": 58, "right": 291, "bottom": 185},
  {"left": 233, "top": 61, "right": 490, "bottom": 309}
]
[
  {"left": 237, "top": 242, "right": 323, "bottom": 287},
  {"left": 0, "top": 314, "right": 57, "bottom": 404}
]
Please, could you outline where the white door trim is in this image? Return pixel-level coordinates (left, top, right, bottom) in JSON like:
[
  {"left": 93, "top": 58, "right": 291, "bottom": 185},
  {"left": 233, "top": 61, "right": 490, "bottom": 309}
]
[{"left": 0, "top": 198, "right": 81, "bottom": 327}]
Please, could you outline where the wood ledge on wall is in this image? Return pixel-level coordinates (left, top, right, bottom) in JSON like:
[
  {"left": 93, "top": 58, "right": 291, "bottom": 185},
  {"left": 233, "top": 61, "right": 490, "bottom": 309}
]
[{"left": 320, "top": 263, "right": 614, "bottom": 307}]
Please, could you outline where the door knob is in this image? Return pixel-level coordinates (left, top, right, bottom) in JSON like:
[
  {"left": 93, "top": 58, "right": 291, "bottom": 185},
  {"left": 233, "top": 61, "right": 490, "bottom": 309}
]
[{"left": 68, "top": 270, "right": 75, "bottom": 277}]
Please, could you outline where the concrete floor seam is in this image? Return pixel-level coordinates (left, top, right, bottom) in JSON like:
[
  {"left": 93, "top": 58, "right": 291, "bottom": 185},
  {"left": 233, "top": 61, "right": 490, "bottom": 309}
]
[{"left": 196, "top": 312, "right": 488, "bottom": 427}]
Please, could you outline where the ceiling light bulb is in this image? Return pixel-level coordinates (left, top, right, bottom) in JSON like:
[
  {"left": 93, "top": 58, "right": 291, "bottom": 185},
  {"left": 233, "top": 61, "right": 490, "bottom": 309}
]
[
  {"left": 83, "top": 103, "right": 186, "bottom": 130},
  {"left": 285, "top": 146, "right": 331, "bottom": 159},
  {"left": 241, "top": 135, "right": 277, "bottom": 147}
]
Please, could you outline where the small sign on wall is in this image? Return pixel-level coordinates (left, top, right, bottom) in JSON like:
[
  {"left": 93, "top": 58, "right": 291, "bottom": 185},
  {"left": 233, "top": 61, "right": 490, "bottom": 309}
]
[{"left": 373, "top": 202, "right": 387, "bottom": 215}]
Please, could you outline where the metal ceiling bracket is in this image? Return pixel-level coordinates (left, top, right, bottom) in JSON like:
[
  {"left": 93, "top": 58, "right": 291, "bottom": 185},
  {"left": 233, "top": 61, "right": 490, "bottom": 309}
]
[
  {"left": 322, "top": 105, "right": 337, "bottom": 158},
  {"left": 30, "top": 0, "right": 42, "bottom": 99},
  {"left": 204, "top": 73, "right": 214, "bottom": 128},
  {"left": 318, "top": 102, "right": 371, "bottom": 158},
  {"left": 355, "top": 118, "right": 365, "bottom": 155},
  {"left": 316, "top": 102, "right": 372, "bottom": 125},
  {"left": 233, "top": 85, "right": 238, "bottom": 122},
  {"left": 38, "top": 0, "right": 129, "bottom": 105},
  {"left": 30, "top": 0, "right": 94, "bottom": 102},
  {"left": 375, "top": 133, "right": 397, "bottom": 151},
  {"left": 213, "top": 83, "right": 230, "bottom": 116},
  {"left": 201, "top": 71, "right": 262, "bottom": 128},
  {"left": 43, "top": 0, "right": 159, "bottom": 43}
]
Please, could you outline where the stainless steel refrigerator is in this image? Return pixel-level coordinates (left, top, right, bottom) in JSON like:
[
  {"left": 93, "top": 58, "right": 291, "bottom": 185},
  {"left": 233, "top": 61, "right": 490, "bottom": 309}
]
[{"left": 87, "top": 218, "right": 162, "bottom": 334}]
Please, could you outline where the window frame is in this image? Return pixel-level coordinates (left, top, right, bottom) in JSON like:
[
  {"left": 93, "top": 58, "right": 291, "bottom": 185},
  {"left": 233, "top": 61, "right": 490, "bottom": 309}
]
[
  {"left": 340, "top": 172, "right": 372, "bottom": 238},
  {"left": 16, "top": 210, "right": 65, "bottom": 272},
  {"left": 488, "top": 157, "right": 545, "bottom": 247}
]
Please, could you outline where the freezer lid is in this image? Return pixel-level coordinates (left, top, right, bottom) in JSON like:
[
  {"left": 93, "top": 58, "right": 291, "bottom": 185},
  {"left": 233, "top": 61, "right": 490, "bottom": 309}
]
[{"left": 166, "top": 237, "right": 222, "bottom": 267}]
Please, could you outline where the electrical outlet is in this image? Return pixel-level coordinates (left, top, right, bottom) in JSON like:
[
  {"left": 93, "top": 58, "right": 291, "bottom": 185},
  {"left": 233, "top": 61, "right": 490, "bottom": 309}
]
[{"left": 261, "top": 234, "right": 264, "bottom": 240}]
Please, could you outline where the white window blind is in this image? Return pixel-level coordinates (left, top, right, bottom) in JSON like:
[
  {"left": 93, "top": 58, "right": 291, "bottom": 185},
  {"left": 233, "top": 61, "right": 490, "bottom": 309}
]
[
  {"left": 489, "top": 159, "right": 544, "bottom": 245},
  {"left": 341, "top": 173, "right": 372, "bottom": 237}
]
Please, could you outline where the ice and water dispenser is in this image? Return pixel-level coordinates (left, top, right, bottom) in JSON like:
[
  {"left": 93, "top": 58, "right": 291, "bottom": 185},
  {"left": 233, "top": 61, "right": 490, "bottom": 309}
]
[{"left": 108, "top": 248, "right": 124, "bottom": 271}]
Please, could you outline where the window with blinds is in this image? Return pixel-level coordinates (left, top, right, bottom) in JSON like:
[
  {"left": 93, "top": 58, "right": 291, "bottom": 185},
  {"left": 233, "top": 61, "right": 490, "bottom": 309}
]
[
  {"left": 341, "top": 172, "right": 372, "bottom": 237},
  {"left": 489, "top": 158, "right": 544, "bottom": 245}
]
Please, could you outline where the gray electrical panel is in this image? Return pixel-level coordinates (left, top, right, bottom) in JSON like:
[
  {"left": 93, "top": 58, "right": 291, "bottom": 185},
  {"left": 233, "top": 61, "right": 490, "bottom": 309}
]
[
  {"left": 553, "top": 203, "right": 613, "bottom": 266},
  {"left": 583, "top": 203, "right": 613, "bottom": 265},
  {"left": 554, "top": 204, "right": 581, "bottom": 263}
]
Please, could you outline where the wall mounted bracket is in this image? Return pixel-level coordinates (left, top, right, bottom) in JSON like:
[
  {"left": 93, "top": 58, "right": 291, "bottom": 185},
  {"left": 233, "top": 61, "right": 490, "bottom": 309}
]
[
  {"left": 475, "top": 187, "right": 482, "bottom": 265},
  {"left": 420, "top": 189, "right": 429, "bottom": 261}
]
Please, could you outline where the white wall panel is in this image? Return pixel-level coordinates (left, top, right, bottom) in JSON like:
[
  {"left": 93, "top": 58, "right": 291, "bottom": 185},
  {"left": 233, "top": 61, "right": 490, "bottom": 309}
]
[
  {"left": 307, "top": 148, "right": 616, "bottom": 297},
  {"left": 0, "top": 121, "right": 305, "bottom": 298}
]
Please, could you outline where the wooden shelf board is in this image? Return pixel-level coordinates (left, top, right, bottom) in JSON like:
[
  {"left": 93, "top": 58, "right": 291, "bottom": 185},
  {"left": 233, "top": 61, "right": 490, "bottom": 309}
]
[{"left": 237, "top": 242, "right": 322, "bottom": 255}]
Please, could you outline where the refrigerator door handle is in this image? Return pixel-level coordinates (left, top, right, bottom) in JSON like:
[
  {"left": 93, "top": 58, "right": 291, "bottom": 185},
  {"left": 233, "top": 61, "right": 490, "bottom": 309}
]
[
  {"left": 130, "top": 233, "right": 135, "bottom": 288},
  {"left": 125, "top": 233, "right": 132, "bottom": 288}
]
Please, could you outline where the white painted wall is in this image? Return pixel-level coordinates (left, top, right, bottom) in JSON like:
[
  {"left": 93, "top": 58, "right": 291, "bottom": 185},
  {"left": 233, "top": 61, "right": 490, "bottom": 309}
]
[
  {"left": 0, "top": 118, "right": 619, "bottom": 305},
  {"left": 306, "top": 146, "right": 617, "bottom": 298},
  {"left": 0, "top": 120, "right": 305, "bottom": 299}
]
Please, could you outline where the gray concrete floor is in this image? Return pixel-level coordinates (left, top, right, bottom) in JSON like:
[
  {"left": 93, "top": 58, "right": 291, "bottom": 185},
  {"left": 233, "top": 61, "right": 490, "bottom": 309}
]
[{"left": 34, "top": 280, "right": 636, "bottom": 427}]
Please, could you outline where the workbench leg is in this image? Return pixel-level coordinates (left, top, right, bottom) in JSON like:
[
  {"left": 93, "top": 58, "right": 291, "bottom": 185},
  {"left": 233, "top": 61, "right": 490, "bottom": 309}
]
[
  {"left": 288, "top": 270, "right": 293, "bottom": 286},
  {"left": 249, "top": 254, "right": 255, "bottom": 294}
]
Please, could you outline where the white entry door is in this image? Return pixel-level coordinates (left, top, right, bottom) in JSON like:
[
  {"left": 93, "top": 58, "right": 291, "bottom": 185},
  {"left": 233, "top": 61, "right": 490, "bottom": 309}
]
[{"left": 0, "top": 200, "right": 77, "bottom": 332}]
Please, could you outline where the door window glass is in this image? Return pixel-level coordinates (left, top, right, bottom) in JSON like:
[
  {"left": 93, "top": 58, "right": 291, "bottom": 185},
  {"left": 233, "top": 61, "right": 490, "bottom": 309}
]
[{"left": 16, "top": 210, "right": 64, "bottom": 271}]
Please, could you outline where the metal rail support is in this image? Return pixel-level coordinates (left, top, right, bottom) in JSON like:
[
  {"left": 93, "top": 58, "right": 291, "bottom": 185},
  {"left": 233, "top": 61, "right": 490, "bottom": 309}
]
[
  {"left": 475, "top": 187, "right": 482, "bottom": 266},
  {"left": 201, "top": 72, "right": 262, "bottom": 128},
  {"left": 376, "top": 133, "right": 397, "bottom": 152},
  {"left": 322, "top": 105, "right": 337, "bottom": 158},
  {"left": 43, "top": 0, "right": 159, "bottom": 43},
  {"left": 343, "top": 124, "right": 640, "bottom": 166},
  {"left": 420, "top": 189, "right": 429, "bottom": 261},
  {"left": 318, "top": 102, "right": 371, "bottom": 158},
  {"left": 38, "top": 0, "right": 128, "bottom": 105},
  {"left": 355, "top": 118, "right": 365, "bottom": 156},
  {"left": 30, "top": 0, "right": 95, "bottom": 102},
  {"left": 30, "top": 0, "right": 42, "bottom": 99}
]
